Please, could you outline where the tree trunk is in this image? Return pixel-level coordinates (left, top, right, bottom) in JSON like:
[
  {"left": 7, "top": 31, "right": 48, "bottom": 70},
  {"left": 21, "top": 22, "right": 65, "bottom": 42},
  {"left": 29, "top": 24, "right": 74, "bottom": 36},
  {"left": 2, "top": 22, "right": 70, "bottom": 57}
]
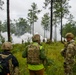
[
  {"left": 33, "top": 23, "right": 34, "bottom": 35},
  {"left": 0, "top": 21, "right": 1, "bottom": 37},
  {"left": 7, "top": 0, "right": 10, "bottom": 42},
  {"left": 50, "top": 0, "right": 53, "bottom": 41},
  {"left": 54, "top": 24, "right": 57, "bottom": 42},
  {"left": 44, "top": 29, "right": 45, "bottom": 38},
  {"left": 61, "top": 0, "right": 63, "bottom": 42}
]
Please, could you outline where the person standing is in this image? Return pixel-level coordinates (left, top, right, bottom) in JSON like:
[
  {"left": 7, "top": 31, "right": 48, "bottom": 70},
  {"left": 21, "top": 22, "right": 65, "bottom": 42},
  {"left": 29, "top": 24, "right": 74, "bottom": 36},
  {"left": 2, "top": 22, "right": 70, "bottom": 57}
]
[
  {"left": 0, "top": 42, "right": 19, "bottom": 75},
  {"left": 61, "top": 33, "right": 76, "bottom": 75},
  {"left": 22, "top": 34, "right": 46, "bottom": 75}
]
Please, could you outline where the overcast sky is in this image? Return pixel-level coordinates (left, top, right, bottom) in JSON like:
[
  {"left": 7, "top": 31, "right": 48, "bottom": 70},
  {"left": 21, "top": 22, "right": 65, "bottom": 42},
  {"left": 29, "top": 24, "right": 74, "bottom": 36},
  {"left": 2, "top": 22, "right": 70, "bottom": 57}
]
[
  {"left": 0, "top": 0, "right": 46, "bottom": 21},
  {"left": 0, "top": 0, "right": 76, "bottom": 40}
]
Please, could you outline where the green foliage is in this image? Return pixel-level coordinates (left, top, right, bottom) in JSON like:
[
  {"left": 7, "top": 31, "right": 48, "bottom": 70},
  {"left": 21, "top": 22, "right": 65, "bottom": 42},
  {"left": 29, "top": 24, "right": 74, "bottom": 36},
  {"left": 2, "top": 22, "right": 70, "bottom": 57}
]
[
  {"left": 0, "top": 20, "right": 15, "bottom": 33},
  {"left": 73, "top": 63, "right": 76, "bottom": 74},
  {"left": 0, "top": 21, "right": 5, "bottom": 44},
  {"left": 41, "top": 13, "right": 50, "bottom": 38},
  {"left": 0, "top": 18, "right": 30, "bottom": 36},
  {"left": 42, "top": 42, "right": 64, "bottom": 75},
  {"left": 44, "top": 58, "right": 54, "bottom": 68},
  {"left": 0, "top": 35, "right": 5, "bottom": 44},
  {"left": 27, "top": 2, "right": 41, "bottom": 35},
  {"left": 7, "top": 42, "right": 65, "bottom": 75},
  {"left": 14, "top": 18, "right": 30, "bottom": 36},
  {"left": 12, "top": 43, "right": 27, "bottom": 53},
  {"left": 1, "top": 20, "right": 7, "bottom": 33},
  {"left": 41, "top": 13, "right": 50, "bottom": 31},
  {"left": 44, "top": 0, "right": 71, "bottom": 41},
  {"left": 53, "top": 0, "right": 70, "bottom": 18},
  {"left": 28, "top": 2, "right": 41, "bottom": 24},
  {"left": 61, "top": 14, "right": 76, "bottom": 37},
  {"left": 44, "top": 0, "right": 71, "bottom": 27},
  {"left": 0, "top": 42, "right": 69, "bottom": 75},
  {"left": 62, "top": 21, "right": 76, "bottom": 37}
]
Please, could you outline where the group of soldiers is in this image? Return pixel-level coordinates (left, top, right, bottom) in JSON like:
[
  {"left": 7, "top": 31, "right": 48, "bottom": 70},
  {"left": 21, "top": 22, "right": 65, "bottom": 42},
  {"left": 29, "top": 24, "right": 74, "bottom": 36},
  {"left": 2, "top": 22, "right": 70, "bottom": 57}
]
[{"left": 0, "top": 32, "right": 76, "bottom": 75}]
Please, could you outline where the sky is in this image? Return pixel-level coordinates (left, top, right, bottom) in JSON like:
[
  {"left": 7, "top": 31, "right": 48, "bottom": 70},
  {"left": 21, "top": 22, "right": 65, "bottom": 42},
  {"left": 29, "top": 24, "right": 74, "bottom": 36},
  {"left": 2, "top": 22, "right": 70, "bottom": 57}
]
[
  {"left": 0, "top": 0, "right": 76, "bottom": 43},
  {"left": 69, "top": 0, "right": 76, "bottom": 20},
  {"left": 0, "top": 0, "right": 45, "bottom": 21}
]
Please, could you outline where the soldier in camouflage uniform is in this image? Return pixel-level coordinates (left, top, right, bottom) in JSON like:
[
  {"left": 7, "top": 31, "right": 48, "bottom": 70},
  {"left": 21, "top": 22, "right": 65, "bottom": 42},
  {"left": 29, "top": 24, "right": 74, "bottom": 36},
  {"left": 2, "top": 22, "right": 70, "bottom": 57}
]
[
  {"left": 0, "top": 42, "right": 19, "bottom": 75},
  {"left": 61, "top": 33, "right": 76, "bottom": 75},
  {"left": 22, "top": 34, "right": 46, "bottom": 75}
]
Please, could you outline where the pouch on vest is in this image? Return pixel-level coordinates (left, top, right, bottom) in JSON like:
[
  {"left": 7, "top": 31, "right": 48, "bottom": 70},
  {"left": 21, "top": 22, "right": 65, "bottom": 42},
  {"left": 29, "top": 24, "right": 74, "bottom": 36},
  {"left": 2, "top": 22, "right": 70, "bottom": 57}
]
[{"left": 27, "top": 44, "right": 42, "bottom": 65}]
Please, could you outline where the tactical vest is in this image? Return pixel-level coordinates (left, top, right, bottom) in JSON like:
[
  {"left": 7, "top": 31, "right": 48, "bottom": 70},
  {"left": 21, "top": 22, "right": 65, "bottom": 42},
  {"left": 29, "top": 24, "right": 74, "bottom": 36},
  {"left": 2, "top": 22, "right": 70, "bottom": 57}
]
[
  {"left": 27, "top": 44, "right": 42, "bottom": 65},
  {"left": 0, "top": 54, "right": 13, "bottom": 75}
]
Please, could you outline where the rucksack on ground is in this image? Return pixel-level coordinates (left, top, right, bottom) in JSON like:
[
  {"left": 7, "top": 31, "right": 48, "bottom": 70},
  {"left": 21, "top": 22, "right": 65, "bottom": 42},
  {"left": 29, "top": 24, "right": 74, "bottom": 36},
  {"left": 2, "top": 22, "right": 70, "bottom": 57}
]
[
  {"left": 0, "top": 54, "right": 13, "bottom": 75},
  {"left": 27, "top": 44, "right": 42, "bottom": 65}
]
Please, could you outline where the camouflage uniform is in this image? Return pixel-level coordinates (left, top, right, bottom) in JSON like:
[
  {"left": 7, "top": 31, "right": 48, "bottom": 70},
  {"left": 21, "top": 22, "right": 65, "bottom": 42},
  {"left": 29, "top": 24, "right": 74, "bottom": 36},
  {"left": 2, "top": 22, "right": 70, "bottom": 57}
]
[
  {"left": 61, "top": 33, "right": 76, "bottom": 75},
  {"left": 1, "top": 42, "right": 19, "bottom": 75}
]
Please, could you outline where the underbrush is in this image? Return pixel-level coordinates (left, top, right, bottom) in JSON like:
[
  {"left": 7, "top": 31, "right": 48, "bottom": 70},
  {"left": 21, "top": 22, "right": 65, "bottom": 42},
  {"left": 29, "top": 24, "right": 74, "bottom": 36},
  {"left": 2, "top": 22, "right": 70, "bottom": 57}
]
[{"left": 0, "top": 42, "right": 65, "bottom": 75}]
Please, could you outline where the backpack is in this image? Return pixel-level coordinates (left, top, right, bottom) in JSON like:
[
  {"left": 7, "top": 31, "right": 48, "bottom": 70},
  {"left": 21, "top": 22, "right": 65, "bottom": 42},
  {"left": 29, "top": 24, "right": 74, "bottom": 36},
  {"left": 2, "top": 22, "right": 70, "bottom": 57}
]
[
  {"left": 0, "top": 54, "right": 13, "bottom": 75},
  {"left": 27, "top": 44, "right": 42, "bottom": 65}
]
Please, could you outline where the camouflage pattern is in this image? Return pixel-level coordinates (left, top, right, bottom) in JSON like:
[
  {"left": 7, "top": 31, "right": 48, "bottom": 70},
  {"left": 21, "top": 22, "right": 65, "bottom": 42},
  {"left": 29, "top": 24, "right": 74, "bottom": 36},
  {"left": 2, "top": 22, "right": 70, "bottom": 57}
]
[
  {"left": 1, "top": 42, "right": 13, "bottom": 50},
  {"left": 9, "top": 57, "right": 14, "bottom": 75},
  {"left": 0, "top": 54, "right": 19, "bottom": 75},
  {"left": 32, "top": 34, "right": 40, "bottom": 42},
  {"left": 61, "top": 40, "right": 76, "bottom": 75},
  {"left": 9, "top": 59, "right": 19, "bottom": 75},
  {"left": 27, "top": 44, "right": 42, "bottom": 64},
  {"left": 1, "top": 42, "right": 19, "bottom": 75},
  {"left": 13, "top": 67, "right": 20, "bottom": 75},
  {"left": 65, "top": 33, "right": 74, "bottom": 39}
]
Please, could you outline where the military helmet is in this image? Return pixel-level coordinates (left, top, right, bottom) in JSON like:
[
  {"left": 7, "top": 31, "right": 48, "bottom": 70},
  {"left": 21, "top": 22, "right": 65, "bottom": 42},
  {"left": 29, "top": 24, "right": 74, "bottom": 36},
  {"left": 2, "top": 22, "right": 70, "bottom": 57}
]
[
  {"left": 65, "top": 33, "right": 74, "bottom": 39},
  {"left": 32, "top": 34, "right": 40, "bottom": 42},
  {"left": 1, "top": 42, "right": 13, "bottom": 50}
]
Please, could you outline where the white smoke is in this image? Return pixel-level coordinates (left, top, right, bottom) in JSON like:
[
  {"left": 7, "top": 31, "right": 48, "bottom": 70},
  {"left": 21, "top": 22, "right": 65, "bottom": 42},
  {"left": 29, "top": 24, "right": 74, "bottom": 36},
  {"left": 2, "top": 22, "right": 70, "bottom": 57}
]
[{"left": 1, "top": 32, "right": 46, "bottom": 44}]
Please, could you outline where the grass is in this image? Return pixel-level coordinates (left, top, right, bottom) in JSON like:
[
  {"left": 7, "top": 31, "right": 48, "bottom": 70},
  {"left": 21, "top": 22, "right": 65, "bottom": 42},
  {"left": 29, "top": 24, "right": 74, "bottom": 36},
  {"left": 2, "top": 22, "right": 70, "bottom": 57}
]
[{"left": 0, "top": 42, "right": 65, "bottom": 75}]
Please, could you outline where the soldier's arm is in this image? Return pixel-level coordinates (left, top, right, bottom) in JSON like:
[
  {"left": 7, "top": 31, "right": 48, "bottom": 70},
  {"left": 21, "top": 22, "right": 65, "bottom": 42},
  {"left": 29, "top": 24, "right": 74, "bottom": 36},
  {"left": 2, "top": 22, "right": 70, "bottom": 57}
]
[
  {"left": 61, "top": 49, "right": 66, "bottom": 57},
  {"left": 40, "top": 46, "right": 46, "bottom": 60},
  {"left": 12, "top": 56, "right": 19, "bottom": 75},
  {"left": 22, "top": 46, "right": 28, "bottom": 58},
  {"left": 66, "top": 44, "right": 75, "bottom": 58}
]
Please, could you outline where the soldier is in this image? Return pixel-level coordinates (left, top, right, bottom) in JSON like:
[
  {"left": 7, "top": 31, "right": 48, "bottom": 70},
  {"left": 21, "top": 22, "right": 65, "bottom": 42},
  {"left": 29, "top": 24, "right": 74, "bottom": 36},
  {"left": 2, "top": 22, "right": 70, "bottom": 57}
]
[
  {"left": 22, "top": 34, "right": 46, "bottom": 75},
  {"left": 0, "top": 42, "right": 19, "bottom": 75},
  {"left": 61, "top": 33, "right": 76, "bottom": 75}
]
